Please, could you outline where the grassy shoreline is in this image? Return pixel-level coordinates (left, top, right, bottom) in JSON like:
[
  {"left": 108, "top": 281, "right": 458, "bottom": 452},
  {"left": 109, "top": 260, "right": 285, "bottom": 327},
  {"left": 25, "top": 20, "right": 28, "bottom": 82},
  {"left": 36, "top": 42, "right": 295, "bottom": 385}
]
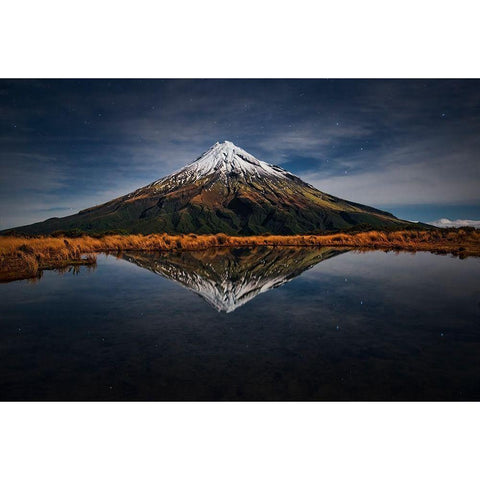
[{"left": 1, "top": 229, "right": 479, "bottom": 282}]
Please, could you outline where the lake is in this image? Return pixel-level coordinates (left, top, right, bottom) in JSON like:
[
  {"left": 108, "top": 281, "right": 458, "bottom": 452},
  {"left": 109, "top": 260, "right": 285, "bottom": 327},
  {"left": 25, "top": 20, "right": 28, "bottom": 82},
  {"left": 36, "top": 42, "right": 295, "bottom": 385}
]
[{"left": 0, "top": 247, "right": 479, "bottom": 400}]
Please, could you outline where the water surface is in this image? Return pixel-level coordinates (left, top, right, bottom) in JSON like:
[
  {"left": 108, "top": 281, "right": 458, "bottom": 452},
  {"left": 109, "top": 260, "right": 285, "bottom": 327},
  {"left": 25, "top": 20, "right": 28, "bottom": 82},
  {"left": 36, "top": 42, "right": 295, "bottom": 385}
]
[{"left": 0, "top": 247, "right": 479, "bottom": 400}]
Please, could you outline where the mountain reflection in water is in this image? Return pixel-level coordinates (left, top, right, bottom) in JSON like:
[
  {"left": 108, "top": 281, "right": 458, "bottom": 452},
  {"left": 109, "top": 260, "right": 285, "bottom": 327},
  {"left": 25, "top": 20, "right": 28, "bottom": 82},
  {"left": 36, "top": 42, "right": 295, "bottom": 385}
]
[
  {"left": 1, "top": 250, "right": 479, "bottom": 400},
  {"left": 120, "top": 246, "right": 347, "bottom": 313}
]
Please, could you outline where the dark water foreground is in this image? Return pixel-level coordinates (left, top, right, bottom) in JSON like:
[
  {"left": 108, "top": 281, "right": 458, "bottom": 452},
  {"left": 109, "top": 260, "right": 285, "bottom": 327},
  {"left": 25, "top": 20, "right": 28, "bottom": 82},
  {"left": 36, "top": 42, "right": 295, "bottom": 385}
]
[{"left": 0, "top": 247, "right": 479, "bottom": 401}]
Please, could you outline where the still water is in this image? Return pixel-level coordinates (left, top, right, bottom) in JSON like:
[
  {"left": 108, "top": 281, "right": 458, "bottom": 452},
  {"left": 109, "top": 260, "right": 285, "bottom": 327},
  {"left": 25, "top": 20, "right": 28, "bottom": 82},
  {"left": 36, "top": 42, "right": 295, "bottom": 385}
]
[{"left": 1, "top": 247, "right": 479, "bottom": 400}]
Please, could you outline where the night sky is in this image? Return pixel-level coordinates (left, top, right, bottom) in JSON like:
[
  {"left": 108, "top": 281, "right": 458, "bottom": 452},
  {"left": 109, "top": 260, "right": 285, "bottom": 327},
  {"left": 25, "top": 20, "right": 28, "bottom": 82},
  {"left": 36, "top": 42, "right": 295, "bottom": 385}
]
[{"left": 1, "top": 79, "right": 479, "bottom": 230}]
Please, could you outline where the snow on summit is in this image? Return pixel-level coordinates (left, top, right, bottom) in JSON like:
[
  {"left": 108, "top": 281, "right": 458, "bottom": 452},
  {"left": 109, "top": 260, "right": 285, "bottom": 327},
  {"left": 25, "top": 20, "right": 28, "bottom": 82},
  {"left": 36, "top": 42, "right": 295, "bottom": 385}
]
[
  {"left": 151, "top": 141, "right": 290, "bottom": 189},
  {"left": 184, "top": 140, "right": 288, "bottom": 178}
]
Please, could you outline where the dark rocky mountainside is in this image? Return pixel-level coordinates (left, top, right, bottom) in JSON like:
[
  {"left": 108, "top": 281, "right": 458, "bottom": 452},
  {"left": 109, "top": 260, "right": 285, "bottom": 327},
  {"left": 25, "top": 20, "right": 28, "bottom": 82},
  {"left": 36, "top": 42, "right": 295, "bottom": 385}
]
[{"left": 6, "top": 141, "right": 415, "bottom": 235}]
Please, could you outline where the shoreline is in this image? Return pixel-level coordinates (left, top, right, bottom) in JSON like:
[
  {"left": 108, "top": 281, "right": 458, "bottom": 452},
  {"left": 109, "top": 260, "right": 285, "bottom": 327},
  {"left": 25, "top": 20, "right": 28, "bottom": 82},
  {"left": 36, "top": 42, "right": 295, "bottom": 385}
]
[{"left": 1, "top": 229, "right": 479, "bottom": 282}]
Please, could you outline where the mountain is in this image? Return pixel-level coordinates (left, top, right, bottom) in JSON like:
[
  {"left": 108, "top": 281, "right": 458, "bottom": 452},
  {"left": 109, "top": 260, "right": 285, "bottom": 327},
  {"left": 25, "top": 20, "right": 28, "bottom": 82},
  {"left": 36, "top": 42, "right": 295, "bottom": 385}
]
[
  {"left": 5, "top": 141, "right": 414, "bottom": 235},
  {"left": 120, "top": 246, "right": 345, "bottom": 312}
]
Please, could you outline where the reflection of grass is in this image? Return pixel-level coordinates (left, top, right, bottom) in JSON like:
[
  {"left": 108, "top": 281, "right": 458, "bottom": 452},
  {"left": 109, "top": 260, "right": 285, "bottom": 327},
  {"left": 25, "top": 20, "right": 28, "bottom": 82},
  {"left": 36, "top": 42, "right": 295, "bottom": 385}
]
[
  {"left": 1, "top": 228, "right": 479, "bottom": 282},
  {"left": 0, "top": 237, "right": 96, "bottom": 282}
]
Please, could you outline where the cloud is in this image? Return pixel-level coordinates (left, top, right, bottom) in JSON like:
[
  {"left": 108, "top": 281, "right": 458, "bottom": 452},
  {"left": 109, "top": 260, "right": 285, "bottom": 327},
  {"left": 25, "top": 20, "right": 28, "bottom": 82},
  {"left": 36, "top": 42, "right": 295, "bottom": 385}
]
[
  {"left": 430, "top": 218, "right": 480, "bottom": 228},
  {"left": 301, "top": 134, "right": 480, "bottom": 207}
]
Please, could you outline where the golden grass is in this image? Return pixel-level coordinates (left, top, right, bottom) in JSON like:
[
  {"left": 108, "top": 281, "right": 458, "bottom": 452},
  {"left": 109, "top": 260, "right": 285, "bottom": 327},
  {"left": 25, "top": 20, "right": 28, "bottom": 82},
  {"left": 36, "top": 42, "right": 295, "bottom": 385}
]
[{"left": 1, "top": 229, "right": 479, "bottom": 282}]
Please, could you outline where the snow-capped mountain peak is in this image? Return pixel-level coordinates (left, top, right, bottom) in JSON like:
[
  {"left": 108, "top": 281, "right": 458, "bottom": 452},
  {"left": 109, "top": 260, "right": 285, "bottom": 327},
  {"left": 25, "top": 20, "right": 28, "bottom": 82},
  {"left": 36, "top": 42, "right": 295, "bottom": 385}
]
[
  {"left": 152, "top": 141, "right": 290, "bottom": 189},
  {"left": 10, "top": 140, "right": 408, "bottom": 236}
]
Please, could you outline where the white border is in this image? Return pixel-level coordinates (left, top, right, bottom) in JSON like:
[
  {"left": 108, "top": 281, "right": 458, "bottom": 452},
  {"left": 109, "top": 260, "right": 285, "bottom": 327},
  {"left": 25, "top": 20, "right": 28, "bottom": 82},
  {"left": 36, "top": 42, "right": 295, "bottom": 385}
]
[
  {"left": 1, "top": 1, "right": 479, "bottom": 479},
  {"left": 1, "top": 402, "right": 479, "bottom": 479},
  {"left": 1, "top": 1, "right": 479, "bottom": 78}
]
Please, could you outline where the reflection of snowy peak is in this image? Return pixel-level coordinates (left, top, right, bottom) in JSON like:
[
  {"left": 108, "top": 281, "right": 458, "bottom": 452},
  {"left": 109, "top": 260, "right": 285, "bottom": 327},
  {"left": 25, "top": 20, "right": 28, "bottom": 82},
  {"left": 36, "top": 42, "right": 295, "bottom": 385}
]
[{"left": 121, "top": 246, "right": 344, "bottom": 313}]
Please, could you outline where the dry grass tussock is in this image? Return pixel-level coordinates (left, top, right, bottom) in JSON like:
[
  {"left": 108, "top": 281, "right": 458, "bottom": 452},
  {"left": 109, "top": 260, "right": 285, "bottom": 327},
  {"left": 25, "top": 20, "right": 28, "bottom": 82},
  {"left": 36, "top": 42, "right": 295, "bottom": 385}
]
[{"left": 1, "top": 229, "right": 479, "bottom": 281}]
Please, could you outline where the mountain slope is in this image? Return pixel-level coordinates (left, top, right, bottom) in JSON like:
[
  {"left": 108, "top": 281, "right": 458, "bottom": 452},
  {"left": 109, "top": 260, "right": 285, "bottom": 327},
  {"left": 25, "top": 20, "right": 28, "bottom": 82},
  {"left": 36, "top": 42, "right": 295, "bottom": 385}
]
[{"left": 5, "top": 141, "right": 414, "bottom": 235}]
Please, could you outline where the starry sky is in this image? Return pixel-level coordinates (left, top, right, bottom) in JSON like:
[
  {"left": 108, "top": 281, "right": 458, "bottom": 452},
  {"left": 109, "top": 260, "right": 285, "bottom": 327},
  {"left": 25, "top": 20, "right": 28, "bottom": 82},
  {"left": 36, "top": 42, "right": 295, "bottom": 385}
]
[{"left": 1, "top": 79, "right": 479, "bottom": 230}]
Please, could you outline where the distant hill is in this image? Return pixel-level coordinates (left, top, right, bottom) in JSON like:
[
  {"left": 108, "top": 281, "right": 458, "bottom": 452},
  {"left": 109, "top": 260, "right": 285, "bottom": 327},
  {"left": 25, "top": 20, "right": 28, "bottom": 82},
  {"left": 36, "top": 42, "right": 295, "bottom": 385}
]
[{"left": 4, "top": 141, "right": 417, "bottom": 235}]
